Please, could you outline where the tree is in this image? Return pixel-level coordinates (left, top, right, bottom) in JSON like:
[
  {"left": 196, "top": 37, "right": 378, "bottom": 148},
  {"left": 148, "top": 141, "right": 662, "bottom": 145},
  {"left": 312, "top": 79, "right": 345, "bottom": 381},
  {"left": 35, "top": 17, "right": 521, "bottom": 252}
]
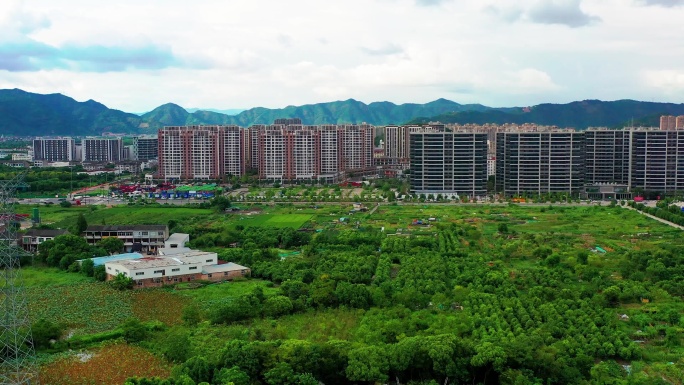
[
  {"left": 111, "top": 272, "right": 134, "bottom": 290},
  {"left": 93, "top": 265, "right": 107, "bottom": 281},
  {"left": 32, "top": 319, "right": 63, "bottom": 349},
  {"left": 498, "top": 223, "right": 509, "bottom": 234},
  {"left": 214, "top": 366, "right": 250, "bottom": 385},
  {"left": 76, "top": 212, "right": 88, "bottom": 234},
  {"left": 210, "top": 196, "right": 232, "bottom": 212},
  {"left": 182, "top": 304, "right": 202, "bottom": 327},
  {"left": 59, "top": 200, "right": 72, "bottom": 208},
  {"left": 121, "top": 318, "right": 148, "bottom": 343},
  {"left": 346, "top": 345, "right": 389, "bottom": 383},
  {"left": 80, "top": 258, "right": 95, "bottom": 277},
  {"left": 263, "top": 296, "right": 294, "bottom": 317},
  {"left": 98, "top": 237, "right": 124, "bottom": 254}
]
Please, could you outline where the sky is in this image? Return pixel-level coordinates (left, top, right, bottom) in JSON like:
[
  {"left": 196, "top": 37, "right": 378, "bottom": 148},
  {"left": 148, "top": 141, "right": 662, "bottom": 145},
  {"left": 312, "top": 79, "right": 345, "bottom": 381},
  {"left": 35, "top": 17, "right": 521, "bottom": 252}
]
[{"left": 0, "top": 0, "right": 683, "bottom": 113}]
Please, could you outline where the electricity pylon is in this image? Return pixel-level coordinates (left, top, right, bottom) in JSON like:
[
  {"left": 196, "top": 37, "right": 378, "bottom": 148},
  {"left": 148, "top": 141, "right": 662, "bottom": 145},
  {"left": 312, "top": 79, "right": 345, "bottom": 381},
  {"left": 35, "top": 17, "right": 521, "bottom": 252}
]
[{"left": 0, "top": 174, "right": 39, "bottom": 385}]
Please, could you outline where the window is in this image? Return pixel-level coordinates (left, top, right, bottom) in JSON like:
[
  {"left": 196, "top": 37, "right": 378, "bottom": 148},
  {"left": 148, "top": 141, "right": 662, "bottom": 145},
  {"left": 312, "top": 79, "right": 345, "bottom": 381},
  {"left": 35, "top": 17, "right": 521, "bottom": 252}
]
[
  {"left": 142, "top": 232, "right": 148, "bottom": 236},
  {"left": 115, "top": 269, "right": 120, "bottom": 273},
  {"left": 189, "top": 266, "right": 197, "bottom": 270},
  {"left": 137, "top": 281, "right": 143, "bottom": 286},
  {"left": 153, "top": 270, "right": 164, "bottom": 274},
  {"left": 107, "top": 267, "right": 111, "bottom": 270},
  {"left": 208, "top": 274, "right": 213, "bottom": 278},
  {"left": 158, "top": 231, "right": 164, "bottom": 235},
  {"left": 135, "top": 272, "right": 144, "bottom": 276},
  {"left": 224, "top": 272, "right": 228, "bottom": 276},
  {"left": 171, "top": 268, "right": 180, "bottom": 272},
  {"left": 206, "top": 259, "right": 213, "bottom": 263}
]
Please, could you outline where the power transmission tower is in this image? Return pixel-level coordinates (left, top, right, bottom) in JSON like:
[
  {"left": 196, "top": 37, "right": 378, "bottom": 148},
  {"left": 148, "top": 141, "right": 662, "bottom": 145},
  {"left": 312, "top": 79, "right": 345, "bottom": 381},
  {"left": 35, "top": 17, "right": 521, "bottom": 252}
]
[{"left": 0, "top": 174, "right": 39, "bottom": 385}]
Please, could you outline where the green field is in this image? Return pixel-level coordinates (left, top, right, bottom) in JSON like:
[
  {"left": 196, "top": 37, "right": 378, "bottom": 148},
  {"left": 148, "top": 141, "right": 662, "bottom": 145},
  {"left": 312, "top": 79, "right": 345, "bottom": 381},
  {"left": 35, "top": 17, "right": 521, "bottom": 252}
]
[
  {"left": 9, "top": 267, "right": 95, "bottom": 287},
  {"left": 16, "top": 205, "right": 215, "bottom": 228},
  {"left": 14, "top": 202, "right": 684, "bottom": 384},
  {"left": 234, "top": 213, "right": 313, "bottom": 228}
]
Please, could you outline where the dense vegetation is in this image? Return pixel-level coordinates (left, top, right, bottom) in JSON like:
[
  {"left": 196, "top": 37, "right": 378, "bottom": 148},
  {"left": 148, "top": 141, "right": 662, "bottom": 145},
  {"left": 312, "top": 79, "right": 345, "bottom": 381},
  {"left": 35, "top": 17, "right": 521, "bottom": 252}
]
[{"left": 8, "top": 203, "right": 684, "bottom": 384}]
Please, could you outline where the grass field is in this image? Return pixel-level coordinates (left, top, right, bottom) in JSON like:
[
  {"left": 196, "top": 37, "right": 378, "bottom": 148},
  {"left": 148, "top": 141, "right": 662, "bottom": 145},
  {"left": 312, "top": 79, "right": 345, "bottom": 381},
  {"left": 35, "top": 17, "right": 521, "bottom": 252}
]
[
  {"left": 176, "top": 279, "right": 278, "bottom": 310},
  {"left": 236, "top": 213, "right": 313, "bottom": 228},
  {"left": 16, "top": 204, "right": 215, "bottom": 228},
  {"left": 9, "top": 267, "right": 95, "bottom": 287}
]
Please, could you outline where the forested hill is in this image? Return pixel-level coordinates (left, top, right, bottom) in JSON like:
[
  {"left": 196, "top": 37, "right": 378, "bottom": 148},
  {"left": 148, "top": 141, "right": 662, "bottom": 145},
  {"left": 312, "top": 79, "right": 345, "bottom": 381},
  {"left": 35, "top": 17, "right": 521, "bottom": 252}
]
[
  {"left": 0, "top": 89, "right": 146, "bottom": 136},
  {"left": 3, "top": 88, "right": 684, "bottom": 135},
  {"left": 408, "top": 99, "right": 684, "bottom": 129},
  {"left": 137, "top": 98, "right": 490, "bottom": 129}
]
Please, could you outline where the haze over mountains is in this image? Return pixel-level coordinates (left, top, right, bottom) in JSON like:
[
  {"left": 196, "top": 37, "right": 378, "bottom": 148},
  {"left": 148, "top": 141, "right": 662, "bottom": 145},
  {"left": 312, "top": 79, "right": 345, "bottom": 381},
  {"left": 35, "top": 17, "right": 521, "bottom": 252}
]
[{"left": 1, "top": 88, "right": 684, "bottom": 137}]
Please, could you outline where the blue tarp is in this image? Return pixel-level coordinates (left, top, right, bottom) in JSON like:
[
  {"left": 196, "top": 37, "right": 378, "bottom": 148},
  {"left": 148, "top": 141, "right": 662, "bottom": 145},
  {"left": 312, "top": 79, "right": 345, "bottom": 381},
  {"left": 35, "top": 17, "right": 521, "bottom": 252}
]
[{"left": 88, "top": 252, "right": 144, "bottom": 266}]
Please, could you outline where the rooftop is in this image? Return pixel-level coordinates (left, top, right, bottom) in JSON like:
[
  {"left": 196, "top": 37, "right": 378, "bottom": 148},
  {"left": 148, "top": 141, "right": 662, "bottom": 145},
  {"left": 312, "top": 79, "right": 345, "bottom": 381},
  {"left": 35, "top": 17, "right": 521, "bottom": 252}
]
[
  {"left": 166, "top": 233, "right": 189, "bottom": 243},
  {"left": 107, "top": 250, "right": 216, "bottom": 270},
  {"left": 89, "top": 252, "right": 144, "bottom": 267},
  {"left": 24, "top": 229, "right": 68, "bottom": 237},
  {"left": 202, "top": 262, "right": 250, "bottom": 274}
]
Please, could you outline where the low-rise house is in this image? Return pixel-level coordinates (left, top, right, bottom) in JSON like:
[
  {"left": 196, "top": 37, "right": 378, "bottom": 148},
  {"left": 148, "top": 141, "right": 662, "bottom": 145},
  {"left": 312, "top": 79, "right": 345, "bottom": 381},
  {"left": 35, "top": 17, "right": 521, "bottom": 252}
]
[
  {"left": 104, "top": 249, "right": 250, "bottom": 288},
  {"left": 20, "top": 229, "right": 68, "bottom": 253},
  {"left": 84, "top": 225, "right": 168, "bottom": 253}
]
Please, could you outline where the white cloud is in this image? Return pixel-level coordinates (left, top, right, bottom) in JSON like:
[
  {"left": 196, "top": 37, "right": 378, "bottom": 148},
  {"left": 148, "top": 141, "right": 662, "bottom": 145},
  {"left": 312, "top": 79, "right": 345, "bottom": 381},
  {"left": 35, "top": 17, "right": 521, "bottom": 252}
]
[
  {"left": 486, "top": 0, "right": 601, "bottom": 28},
  {"left": 0, "top": 0, "right": 682, "bottom": 111},
  {"left": 636, "top": 0, "right": 684, "bottom": 7}
]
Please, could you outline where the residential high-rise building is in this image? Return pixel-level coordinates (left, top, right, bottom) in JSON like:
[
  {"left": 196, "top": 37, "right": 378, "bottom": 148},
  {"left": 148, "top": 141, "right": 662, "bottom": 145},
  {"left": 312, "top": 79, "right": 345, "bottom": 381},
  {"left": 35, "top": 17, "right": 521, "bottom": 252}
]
[
  {"left": 158, "top": 126, "right": 222, "bottom": 180},
  {"left": 584, "top": 129, "right": 630, "bottom": 184},
  {"left": 32, "top": 138, "right": 75, "bottom": 162},
  {"left": 628, "top": 129, "right": 684, "bottom": 193},
  {"left": 223, "top": 126, "right": 244, "bottom": 178},
  {"left": 82, "top": 138, "right": 124, "bottom": 162},
  {"left": 496, "top": 130, "right": 585, "bottom": 195},
  {"left": 341, "top": 124, "right": 374, "bottom": 173},
  {"left": 259, "top": 126, "right": 286, "bottom": 180},
  {"left": 660, "top": 115, "right": 677, "bottom": 130},
  {"left": 676, "top": 116, "right": 684, "bottom": 130},
  {"left": 247, "top": 125, "right": 265, "bottom": 172},
  {"left": 410, "top": 130, "right": 488, "bottom": 197},
  {"left": 318, "top": 125, "right": 343, "bottom": 183},
  {"left": 133, "top": 135, "right": 159, "bottom": 161}
]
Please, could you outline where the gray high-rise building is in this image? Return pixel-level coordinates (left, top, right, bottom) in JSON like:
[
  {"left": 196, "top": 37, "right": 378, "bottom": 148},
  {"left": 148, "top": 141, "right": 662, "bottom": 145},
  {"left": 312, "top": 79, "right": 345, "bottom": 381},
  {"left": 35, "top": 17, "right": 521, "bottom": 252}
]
[
  {"left": 496, "top": 130, "right": 585, "bottom": 195},
  {"left": 628, "top": 129, "right": 684, "bottom": 193},
  {"left": 82, "top": 137, "right": 124, "bottom": 162},
  {"left": 32, "top": 138, "right": 75, "bottom": 162},
  {"left": 584, "top": 129, "right": 630, "bottom": 184},
  {"left": 410, "top": 130, "right": 488, "bottom": 197},
  {"left": 133, "top": 135, "right": 159, "bottom": 161}
]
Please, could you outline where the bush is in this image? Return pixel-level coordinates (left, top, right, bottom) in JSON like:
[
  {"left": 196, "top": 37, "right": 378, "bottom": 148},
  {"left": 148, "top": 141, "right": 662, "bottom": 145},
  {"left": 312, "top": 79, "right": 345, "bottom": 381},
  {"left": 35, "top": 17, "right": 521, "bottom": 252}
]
[
  {"left": 121, "top": 318, "right": 148, "bottom": 343},
  {"left": 32, "top": 319, "right": 64, "bottom": 350}
]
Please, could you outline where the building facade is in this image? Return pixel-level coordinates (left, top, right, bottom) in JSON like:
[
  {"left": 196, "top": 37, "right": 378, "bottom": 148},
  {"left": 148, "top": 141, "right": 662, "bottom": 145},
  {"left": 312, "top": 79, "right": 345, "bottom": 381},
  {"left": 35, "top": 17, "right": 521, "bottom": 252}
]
[
  {"left": 629, "top": 129, "right": 684, "bottom": 193},
  {"left": 104, "top": 250, "right": 250, "bottom": 288},
  {"left": 496, "top": 130, "right": 585, "bottom": 195},
  {"left": 82, "top": 138, "right": 124, "bottom": 162},
  {"left": 20, "top": 229, "right": 68, "bottom": 253},
  {"left": 133, "top": 135, "right": 159, "bottom": 161},
  {"left": 84, "top": 225, "right": 168, "bottom": 253},
  {"left": 410, "top": 130, "right": 488, "bottom": 197},
  {"left": 33, "top": 138, "right": 75, "bottom": 162},
  {"left": 584, "top": 129, "right": 630, "bottom": 185}
]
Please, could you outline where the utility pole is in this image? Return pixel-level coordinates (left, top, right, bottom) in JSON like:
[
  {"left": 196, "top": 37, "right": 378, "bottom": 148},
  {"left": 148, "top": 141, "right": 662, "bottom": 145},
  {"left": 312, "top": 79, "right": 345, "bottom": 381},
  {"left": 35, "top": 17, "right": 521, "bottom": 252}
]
[{"left": 0, "top": 173, "right": 39, "bottom": 385}]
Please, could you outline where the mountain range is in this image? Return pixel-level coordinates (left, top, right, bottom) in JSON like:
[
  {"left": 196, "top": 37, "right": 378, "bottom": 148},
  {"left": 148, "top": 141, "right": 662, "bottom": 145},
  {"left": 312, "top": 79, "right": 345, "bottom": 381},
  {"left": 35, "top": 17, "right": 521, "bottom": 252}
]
[{"left": 1, "top": 88, "right": 684, "bottom": 136}]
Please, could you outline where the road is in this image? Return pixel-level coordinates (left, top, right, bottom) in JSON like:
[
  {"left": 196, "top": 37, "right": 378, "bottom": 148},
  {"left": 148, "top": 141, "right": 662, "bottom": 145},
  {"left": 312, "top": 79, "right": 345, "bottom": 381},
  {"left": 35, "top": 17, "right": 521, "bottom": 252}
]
[{"left": 622, "top": 206, "right": 684, "bottom": 230}]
